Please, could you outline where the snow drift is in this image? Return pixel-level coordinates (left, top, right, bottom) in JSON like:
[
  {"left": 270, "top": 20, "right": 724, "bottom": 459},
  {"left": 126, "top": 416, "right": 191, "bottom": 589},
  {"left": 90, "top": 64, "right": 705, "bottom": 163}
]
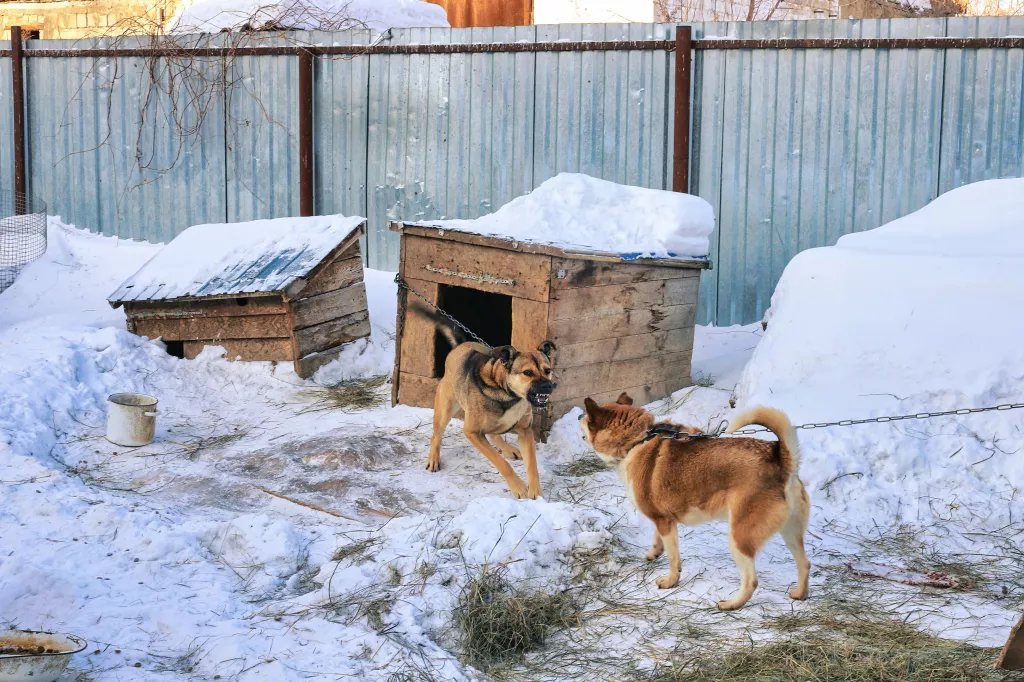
[
  {"left": 420, "top": 173, "right": 715, "bottom": 260},
  {"left": 734, "top": 178, "right": 1024, "bottom": 522}
]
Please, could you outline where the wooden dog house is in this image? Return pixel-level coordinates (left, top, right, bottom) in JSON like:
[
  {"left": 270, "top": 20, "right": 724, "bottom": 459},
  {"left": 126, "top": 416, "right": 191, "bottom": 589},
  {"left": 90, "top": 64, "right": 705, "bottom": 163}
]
[
  {"left": 109, "top": 216, "right": 369, "bottom": 378},
  {"left": 390, "top": 221, "right": 710, "bottom": 432}
]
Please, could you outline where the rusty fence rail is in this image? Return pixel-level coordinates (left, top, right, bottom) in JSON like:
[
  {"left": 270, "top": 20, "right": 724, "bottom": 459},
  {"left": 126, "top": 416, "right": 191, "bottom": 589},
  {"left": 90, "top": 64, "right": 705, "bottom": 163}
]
[
  {"left": 4, "top": 20, "right": 1024, "bottom": 324},
  {"left": 4, "top": 35, "right": 1023, "bottom": 57}
]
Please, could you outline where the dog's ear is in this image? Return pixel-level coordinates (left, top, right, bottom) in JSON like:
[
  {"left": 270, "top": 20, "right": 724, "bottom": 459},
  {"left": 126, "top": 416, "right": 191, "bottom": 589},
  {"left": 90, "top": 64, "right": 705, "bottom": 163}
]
[
  {"left": 537, "top": 340, "right": 558, "bottom": 364},
  {"left": 616, "top": 392, "right": 634, "bottom": 406},
  {"left": 494, "top": 345, "right": 518, "bottom": 370},
  {"left": 584, "top": 397, "right": 601, "bottom": 422}
]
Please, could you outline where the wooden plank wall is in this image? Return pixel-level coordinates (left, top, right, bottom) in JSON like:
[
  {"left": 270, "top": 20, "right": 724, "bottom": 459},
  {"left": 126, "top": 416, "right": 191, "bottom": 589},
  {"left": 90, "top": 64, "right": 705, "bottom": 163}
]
[
  {"left": 395, "top": 234, "right": 553, "bottom": 408},
  {"left": 290, "top": 241, "right": 371, "bottom": 377},
  {"left": 126, "top": 297, "right": 295, "bottom": 361},
  {"left": 546, "top": 258, "right": 700, "bottom": 420},
  {"left": 123, "top": 240, "right": 371, "bottom": 378},
  {"left": 393, "top": 234, "right": 703, "bottom": 427}
]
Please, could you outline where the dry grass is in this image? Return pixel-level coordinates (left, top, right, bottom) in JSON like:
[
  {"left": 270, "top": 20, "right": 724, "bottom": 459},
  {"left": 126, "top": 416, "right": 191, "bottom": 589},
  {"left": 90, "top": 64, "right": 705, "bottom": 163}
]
[
  {"left": 468, "top": 510, "right": 1024, "bottom": 682},
  {"left": 331, "top": 536, "right": 383, "bottom": 564},
  {"left": 553, "top": 456, "right": 609, "bottom": 478},
  {"left": 453, "top": 567, "right": 583, "bottom": 670},
  {"left": 150, "top": 640, "right": 206, "bottom": 675},
  {"left": 691, "top": 371, "right": 716, "bottom": 388},
  {"left": 836, "top": 519, "right": 1024, "bottom": 598},
  {"left": 648, "top": 604, "right": 1019, "bottom": 682},
  {"left": 300, "top": 376, "right": 388, "bottom": 414},
  {"left": 175, "top": 430, "right": 248, "bottom": 461},
  {"left": 638, "top": 520, "right": 1024, "bottom": 682}
]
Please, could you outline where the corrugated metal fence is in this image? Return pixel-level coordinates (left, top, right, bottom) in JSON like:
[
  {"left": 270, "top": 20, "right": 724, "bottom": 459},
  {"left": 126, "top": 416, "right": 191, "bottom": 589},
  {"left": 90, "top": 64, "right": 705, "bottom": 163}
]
[{"left": 2, "top": 18, "right": 1023, "bottom": 325}]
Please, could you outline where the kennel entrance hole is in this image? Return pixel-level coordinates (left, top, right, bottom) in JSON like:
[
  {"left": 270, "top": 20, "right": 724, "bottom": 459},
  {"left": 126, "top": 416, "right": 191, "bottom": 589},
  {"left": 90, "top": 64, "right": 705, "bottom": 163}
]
[
  {"left": 433, "top": 284, "right": 513, "bottom": 377},
  {"left": 164, "top": 340, "right": 185, "bottom": 359}
]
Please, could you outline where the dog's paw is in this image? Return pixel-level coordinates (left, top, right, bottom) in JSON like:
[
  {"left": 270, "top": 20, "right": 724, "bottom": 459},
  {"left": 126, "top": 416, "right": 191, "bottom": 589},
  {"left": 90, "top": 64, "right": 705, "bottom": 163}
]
[
  {"left": 655, "top": 574, "right": 679, "bottom": 589},
  {"left": 789, "top": 586, "right": 809, "bottom": 601},
  {"left": 525, "top": 485, "right": 541, "bottom": 500},
  {"left": 645, "top": 548, "right": 664, "bottom": 561},
  {"left": 502, "top": 446, "right": 522, "bottom": 461},
  {"left": 425, "top": 457, "right": 441, "bottom": 472},
  {"left": 508, "top": 480, "right": 528, "bottom": 499},
  {"left": 716, "top": 599, "right": 745, "bottom": 611}
]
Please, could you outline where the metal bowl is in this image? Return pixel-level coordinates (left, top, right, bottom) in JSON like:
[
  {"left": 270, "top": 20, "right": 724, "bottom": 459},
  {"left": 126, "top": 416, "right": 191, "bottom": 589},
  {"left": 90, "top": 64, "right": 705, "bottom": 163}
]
[{"left": 0, "top": 630, "right": 87, "bottom": 682}]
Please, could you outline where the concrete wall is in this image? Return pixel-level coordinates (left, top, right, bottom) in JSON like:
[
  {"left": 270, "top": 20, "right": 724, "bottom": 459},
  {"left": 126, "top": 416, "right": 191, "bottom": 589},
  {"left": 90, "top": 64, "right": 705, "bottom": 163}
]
[{"left": 0, "top": 0, "right": 176, "bottom": 39}]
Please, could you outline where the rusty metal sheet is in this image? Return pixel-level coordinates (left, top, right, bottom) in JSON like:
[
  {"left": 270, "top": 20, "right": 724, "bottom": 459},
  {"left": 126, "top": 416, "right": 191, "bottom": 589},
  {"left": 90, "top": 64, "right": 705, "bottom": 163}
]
[{"left": 424, "top": 0, "right": 532, "bottom": 28}]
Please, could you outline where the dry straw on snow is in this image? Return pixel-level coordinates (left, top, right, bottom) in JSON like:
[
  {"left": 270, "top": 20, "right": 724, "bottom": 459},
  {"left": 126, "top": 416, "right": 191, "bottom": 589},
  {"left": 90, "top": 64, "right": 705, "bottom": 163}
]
[
  {"left": 453, "top": 567, "right": 582, "bottom": 670},
  {"left": 301, "top": 375, "right": 389, "bottom": 413}
]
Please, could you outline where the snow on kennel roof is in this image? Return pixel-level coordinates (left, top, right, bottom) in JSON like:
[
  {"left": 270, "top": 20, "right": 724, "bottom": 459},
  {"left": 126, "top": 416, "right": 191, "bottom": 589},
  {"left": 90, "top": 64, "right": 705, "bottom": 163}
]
[
  {"left": 406, "top": 173, "right": 715, "bottom": 265},
  {"left": 108, "top": 215, "right": 365, "bottom": 305}
]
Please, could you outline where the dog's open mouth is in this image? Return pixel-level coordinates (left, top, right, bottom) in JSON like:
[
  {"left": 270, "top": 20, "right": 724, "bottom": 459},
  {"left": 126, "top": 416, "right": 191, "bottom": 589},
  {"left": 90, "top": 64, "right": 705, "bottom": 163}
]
[{"left": 528, "top": 392, "right": 551, "bottom": 407}]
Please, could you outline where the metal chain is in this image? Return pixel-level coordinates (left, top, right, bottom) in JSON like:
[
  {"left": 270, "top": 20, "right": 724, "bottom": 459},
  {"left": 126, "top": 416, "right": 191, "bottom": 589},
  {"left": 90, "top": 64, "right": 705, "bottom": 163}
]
[
  {"left": 654, "top": 402, "right": 1024, "bottom": 441},
  {"left": 396, "top": 270, "right": 1024, "bottom": 437},
  {"left": 395, "top": 274, "right": 493, "bottom": 350}
]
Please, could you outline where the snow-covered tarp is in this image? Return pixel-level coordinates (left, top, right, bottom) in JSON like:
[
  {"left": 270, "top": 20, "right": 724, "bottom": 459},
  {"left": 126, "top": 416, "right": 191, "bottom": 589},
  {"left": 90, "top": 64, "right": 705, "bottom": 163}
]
[
  {"left": 734, "top": 177, "right": 1024, "bottom": 520},
  {"left": 108, "top": 215, "right": 364, "bottom": 304},
  {"left": 416, "top": 173, "right": 715, "bottom": 261},
  {"left": 169, "top": 0, "right": 449, "bottom": 33}
]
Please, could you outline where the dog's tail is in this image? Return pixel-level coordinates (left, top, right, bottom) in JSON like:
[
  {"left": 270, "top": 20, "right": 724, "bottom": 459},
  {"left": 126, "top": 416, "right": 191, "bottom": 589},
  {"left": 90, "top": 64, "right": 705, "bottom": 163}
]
[
  {"left": 725, "top": 406, "right": 801, "bottom": 479},
  {"left": 407, "top": 300, "right": 466, "bottom": 349}
]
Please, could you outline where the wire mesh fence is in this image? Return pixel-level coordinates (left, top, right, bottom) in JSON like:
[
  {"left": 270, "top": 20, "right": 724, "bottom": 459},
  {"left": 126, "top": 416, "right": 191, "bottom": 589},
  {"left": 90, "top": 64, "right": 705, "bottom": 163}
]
[{"left": 0, "top": 189, "right": 48, "bottom": 293}]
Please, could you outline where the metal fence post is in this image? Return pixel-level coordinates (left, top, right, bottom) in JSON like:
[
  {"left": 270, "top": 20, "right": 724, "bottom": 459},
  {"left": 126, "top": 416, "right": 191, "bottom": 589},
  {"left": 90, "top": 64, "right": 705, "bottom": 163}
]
[
  {"left": 672, "top": 24, "right": 692, "bottom": 194},
  {"left": 298, "top": 49, "right": 314, "bottom": 217},
  {"left": 10, "top": 26, "right": 27, "bottom": 213}
]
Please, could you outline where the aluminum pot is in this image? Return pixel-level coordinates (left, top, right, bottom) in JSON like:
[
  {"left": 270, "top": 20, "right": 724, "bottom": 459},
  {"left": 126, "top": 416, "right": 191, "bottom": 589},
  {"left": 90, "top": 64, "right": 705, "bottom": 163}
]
[
  {"left": 0, "top": 630, "right": 87, "bottom": 682},
  {"left": 106, "top": 393, "right": 158, "bottom": 447}
]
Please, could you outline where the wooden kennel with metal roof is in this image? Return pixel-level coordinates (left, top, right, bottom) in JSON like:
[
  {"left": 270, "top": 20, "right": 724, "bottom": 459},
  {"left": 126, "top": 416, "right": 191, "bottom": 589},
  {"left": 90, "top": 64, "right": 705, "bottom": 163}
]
[
  {"left": 108, "top": 216, "right": 370, "bottom": 378},
  {"left": 390, "top": 220, "right": 710, "bottom": 432}
]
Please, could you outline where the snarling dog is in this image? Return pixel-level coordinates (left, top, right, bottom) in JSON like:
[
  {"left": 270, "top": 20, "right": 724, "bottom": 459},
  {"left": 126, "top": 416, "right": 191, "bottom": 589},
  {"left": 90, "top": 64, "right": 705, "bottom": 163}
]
[
  {"left": 580, "top": 393, "right": 811, "bottom": 610},
  {"left": 411, "top": 302, "right": 557, "bottom": 499}
]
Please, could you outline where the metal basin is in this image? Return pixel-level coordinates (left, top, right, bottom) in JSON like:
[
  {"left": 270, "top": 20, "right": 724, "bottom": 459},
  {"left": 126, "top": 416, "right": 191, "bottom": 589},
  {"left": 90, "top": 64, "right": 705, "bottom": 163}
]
[{"left": 0, "top": 630, "right": 87, "bottom": 682}]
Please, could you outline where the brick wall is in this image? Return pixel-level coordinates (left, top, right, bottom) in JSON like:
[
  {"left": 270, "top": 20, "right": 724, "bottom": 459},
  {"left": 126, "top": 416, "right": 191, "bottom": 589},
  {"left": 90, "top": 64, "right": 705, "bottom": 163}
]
[{"left": 0, "top": 0, "right": 179, "bottom": 39}]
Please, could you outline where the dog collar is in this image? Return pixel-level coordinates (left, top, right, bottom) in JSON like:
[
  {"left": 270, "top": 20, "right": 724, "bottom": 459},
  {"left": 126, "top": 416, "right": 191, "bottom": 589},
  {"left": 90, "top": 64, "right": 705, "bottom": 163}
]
[
  {"left": 638, "top": 423, "right": 709, "bottom": 446},
  {"left": 482, "top": 388, "right": 522, "bottom": 412}
]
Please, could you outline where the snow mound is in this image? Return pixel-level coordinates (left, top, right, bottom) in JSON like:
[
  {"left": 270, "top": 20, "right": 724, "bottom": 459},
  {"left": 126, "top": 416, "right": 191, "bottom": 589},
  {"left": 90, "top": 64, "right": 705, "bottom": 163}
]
[
  {"left": 420, "top": 173, "right": 715, "bottom": 260},
  {"left": 1, "top": 217, "right": 159, "bottom": 332},
  {"left": 734, "top": 178, "right": 1024, "bottom": 522},
  {"left": 169, "top": 0, "right": 449, "bottom": 33},
  {"left": 444, "top": 497, "right": 609, "bottom": 575},
  {"left": 836, "top": 177, "right": 1024, "bottom": 257},
  {"left": 201, "top": 515, "right": 305, "bottom": 593}
]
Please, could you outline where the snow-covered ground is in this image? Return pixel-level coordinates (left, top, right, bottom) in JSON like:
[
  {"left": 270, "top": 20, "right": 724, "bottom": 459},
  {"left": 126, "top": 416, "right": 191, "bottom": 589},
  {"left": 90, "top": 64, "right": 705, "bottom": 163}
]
[{"left": 1, "top": 185, "right": 1022, "bottom": 680}]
